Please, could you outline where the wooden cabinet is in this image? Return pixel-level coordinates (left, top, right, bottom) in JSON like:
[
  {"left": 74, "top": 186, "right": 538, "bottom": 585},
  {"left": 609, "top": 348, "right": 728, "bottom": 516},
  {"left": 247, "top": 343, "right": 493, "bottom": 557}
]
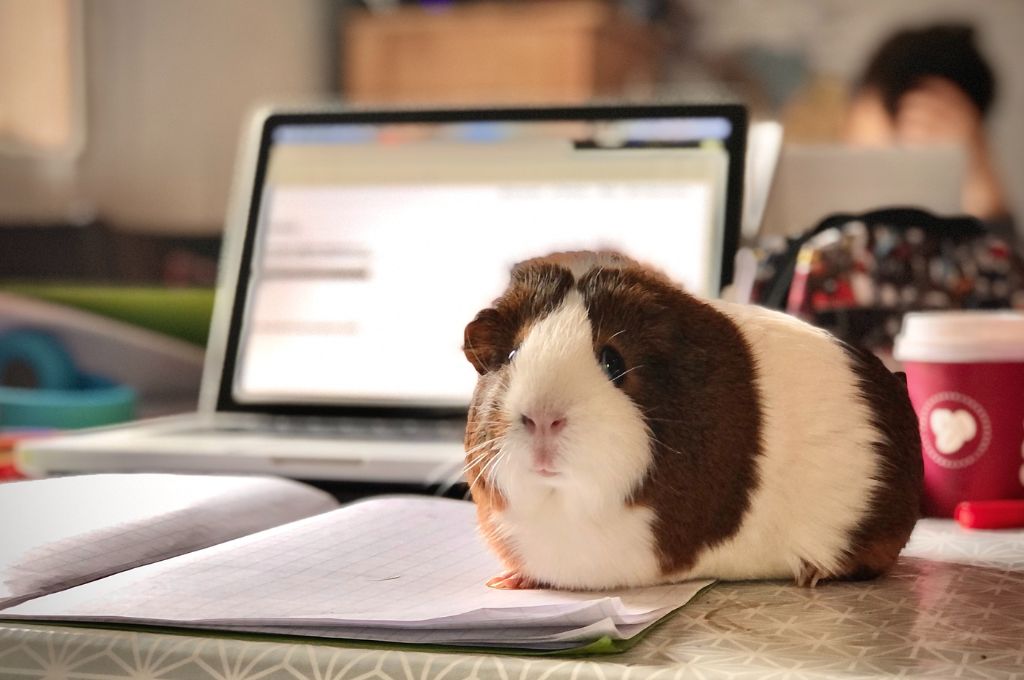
[{"left": 343, "top": 0, "right": 658, "bottom": 105}]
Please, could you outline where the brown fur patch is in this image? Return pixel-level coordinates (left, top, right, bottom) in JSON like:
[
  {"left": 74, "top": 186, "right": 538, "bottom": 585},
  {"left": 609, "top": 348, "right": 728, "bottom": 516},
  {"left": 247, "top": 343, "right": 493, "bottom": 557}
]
[
  {"left": 463, "top": 261, "right": 574, "bottom": 374},
  {"left": 575, "top": 264, "right": 763, "bottom": 576},
  {"left": 834, "top": 343, "right": 923, "bottom": 580}
]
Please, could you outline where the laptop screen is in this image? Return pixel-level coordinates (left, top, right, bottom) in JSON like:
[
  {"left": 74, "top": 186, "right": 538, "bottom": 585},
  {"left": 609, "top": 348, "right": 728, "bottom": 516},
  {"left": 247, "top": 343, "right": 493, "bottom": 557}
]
[{"left": 219, "top": 106, "right": 746, "bottom": 413}]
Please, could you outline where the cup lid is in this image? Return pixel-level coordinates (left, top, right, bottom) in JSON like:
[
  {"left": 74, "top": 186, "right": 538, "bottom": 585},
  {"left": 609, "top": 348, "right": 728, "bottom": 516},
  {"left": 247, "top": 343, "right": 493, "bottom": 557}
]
[{"left": 894, "top": 311, "right": 1024, "bottom": 363}]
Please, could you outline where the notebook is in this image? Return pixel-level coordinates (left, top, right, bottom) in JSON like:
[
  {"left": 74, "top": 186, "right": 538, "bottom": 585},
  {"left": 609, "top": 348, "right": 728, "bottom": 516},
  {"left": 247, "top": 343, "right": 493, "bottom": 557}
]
[
  {"left": 0, "top": 474, "right": 713, "bottom": 653},
  {"left": 16, "top": 104, "right": 747, "bottom": 485}
]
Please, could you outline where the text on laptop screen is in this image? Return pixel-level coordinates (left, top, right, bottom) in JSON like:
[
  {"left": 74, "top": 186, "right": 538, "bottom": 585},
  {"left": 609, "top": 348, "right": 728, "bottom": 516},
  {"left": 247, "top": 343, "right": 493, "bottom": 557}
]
[{"left": 234, "top": 117, "right": 733, "bottom": 408}]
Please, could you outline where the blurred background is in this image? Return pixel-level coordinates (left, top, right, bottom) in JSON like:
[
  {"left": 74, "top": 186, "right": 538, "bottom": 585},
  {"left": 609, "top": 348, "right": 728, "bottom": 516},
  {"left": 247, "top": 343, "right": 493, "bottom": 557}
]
[
  {"left": 2, "top": 0, "right": 1021, "bottom": 268},
  {"left": 0, "top": 0, "right": 1022, "bottom": 437}
]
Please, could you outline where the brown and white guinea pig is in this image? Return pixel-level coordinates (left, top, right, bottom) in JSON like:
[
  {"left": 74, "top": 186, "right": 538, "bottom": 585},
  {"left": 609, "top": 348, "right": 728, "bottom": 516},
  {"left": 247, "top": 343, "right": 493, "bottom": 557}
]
[{"left": 462, "top": 251, "right": 922, "bottom": 591}]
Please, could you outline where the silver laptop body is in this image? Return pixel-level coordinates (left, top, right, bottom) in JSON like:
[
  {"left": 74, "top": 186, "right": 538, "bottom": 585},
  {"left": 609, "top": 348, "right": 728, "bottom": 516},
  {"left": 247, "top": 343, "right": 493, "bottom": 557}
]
[{"left": 757, "top": 145, "right": 964, "bottom": 239}]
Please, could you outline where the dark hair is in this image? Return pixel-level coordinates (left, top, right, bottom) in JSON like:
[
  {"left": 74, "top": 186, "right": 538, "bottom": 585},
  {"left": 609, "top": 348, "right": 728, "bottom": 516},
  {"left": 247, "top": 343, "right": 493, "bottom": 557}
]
[{"left": 859, "top": 24, "right": 996, "bottom": 118}]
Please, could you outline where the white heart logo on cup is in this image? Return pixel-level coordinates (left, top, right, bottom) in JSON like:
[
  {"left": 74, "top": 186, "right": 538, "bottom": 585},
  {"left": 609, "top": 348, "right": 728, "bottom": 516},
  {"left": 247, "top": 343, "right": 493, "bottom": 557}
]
[
  {"left": 919, "top": 392, "right": 992, "bottom": 469},
  {"left": 930, "top": 408, "right": 978, "bottom": 454}
]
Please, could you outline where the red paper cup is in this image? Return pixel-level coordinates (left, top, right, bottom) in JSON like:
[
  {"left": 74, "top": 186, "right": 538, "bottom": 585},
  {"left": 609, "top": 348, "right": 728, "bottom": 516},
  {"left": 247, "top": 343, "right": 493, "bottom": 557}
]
[{"left": 894, "top": 311, "right": 1024, "bottom": 517}]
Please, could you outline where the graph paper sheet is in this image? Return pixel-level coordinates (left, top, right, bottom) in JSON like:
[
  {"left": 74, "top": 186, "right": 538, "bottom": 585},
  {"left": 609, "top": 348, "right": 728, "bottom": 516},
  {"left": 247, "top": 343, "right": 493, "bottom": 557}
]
[
  {"left": 0, "top": 474, "right": 338, "bottom": 608},
  {"left": 4, "top": 496, "right": 712, "bottom": 648}
]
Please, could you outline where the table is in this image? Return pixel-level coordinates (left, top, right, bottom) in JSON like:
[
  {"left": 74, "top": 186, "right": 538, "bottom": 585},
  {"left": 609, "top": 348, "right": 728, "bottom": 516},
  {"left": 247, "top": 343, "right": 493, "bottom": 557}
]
[{"left": 1, "top": 519, "right": 1021, "bottom": 679}]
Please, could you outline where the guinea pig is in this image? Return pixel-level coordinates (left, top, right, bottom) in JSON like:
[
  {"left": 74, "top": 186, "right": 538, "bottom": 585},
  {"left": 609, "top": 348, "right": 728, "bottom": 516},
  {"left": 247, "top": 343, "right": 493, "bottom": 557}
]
[{"left": 462, "top": 251, "right": 922, "bottom": 590}]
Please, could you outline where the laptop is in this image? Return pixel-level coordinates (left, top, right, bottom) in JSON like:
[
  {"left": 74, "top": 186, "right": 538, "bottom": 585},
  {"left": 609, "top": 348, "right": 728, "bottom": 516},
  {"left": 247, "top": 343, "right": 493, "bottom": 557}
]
[
  {"left": 16, "top": 104, "right": 747, "bottom": 486},
  {"left": 757, "top": 144, "right": 965, "bottom": 238}
]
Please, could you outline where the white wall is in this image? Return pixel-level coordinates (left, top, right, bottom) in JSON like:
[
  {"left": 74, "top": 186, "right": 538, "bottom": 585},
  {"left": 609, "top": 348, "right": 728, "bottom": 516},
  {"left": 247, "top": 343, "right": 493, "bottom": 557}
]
[{"left": 0, "top": 0, "right": 335, "bottom": 234}]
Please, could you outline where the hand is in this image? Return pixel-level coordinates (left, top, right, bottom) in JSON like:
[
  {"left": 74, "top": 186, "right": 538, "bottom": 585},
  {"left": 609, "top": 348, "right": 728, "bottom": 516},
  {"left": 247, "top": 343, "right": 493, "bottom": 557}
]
[
  {"left": 894, "top": 76, "right": 984, "bottom": 148},
  {"left": 894, "top": 77, "right": 1008, "bottom": 220}
]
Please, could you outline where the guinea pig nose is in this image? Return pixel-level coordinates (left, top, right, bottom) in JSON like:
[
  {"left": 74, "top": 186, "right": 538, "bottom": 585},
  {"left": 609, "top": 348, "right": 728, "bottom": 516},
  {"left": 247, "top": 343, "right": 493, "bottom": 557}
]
[{"left": 520, "top": 412, "right": 567, "bottom": 435}]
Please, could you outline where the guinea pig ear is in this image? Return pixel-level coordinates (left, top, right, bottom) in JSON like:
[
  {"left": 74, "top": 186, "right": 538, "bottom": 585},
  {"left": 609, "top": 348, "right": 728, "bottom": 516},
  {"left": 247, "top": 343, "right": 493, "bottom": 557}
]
[{"left": 463, "top": 308, "right": 506, "bottom": 375}]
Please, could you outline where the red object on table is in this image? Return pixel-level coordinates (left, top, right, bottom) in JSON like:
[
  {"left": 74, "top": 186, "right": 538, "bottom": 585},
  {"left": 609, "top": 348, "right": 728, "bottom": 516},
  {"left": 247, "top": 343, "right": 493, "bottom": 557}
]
[
  {"left": 902, "top": 358, "right": 1024, "bottom": 516},
  {"left": 955, "top": 500, "right": 1024, "bottom": 529},
  {"left": 0, "top": 430, "right": 55, "bottom": 481}
]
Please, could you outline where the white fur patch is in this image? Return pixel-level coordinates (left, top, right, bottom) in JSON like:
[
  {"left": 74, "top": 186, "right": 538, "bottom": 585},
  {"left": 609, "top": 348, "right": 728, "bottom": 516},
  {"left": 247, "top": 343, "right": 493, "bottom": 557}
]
[
  {"left": 489, "top": 291, "right": 660, "bottom": 589},
  {"left": 494, "top": 495, "right": 660, "bottom": 589},
  {"left": 680, "top": 300, "right": 883, "bottom": 581}
]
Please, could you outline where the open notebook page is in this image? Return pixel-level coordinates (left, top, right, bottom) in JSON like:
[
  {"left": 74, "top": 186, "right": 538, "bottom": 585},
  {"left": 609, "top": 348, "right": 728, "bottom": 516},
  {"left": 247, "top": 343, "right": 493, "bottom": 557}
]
[
  {"left": 4, "top": 496, "right": 712, "bottom": 647},
  {"left": 0, "top": 474, "right": 338, "bottom": 608}
]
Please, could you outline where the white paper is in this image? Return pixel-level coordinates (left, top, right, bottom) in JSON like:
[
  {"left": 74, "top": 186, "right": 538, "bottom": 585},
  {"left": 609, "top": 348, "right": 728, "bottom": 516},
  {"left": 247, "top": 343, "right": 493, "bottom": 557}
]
[
  {"left": 0, "top": 474, "right": 338, "bottom": 608},
  {"left": 4, "top": 496, "right": 711, "bottom": 648}
]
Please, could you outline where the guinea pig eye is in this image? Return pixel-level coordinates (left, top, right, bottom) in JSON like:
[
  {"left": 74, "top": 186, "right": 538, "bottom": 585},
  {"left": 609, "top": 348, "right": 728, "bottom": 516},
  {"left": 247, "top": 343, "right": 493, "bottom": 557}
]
[
  {"left": 599, "top": 346, "right": 627, "bottom": 386},
  {"left": 507, "top": 348, "right": 518, "bottom": 363}
]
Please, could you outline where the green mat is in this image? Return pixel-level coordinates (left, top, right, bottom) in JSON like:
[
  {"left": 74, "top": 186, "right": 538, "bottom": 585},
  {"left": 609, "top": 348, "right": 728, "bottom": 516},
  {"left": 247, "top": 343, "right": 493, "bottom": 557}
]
[{"left": 1, "top": 284, "right": 215, "bottom": 347}]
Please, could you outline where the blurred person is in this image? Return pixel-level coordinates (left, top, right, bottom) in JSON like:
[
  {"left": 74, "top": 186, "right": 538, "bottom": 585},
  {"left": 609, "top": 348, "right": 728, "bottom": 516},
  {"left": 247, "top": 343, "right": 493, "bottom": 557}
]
[{"left": 842, "top": 24, "right": 1012, "bottom": 234}]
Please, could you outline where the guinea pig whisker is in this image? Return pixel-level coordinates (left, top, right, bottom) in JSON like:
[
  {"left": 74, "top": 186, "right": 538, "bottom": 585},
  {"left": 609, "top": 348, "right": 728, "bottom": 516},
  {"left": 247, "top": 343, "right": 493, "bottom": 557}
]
[
  {"left": 482, "top": 444, "right": 510, "bottom": 476},
  {"left": 460, "top": 445, "right": 501, "bottom": 476},
  {"left": 617, "top": 364, "right": 645, "bottom": 378},
  {"left": 482, "top": 442, "right": 509, "bottom": 475},
  {"left": 465, "top": 463, "right": 489, "bottom": 491},
  {"left": 465, "top": 437, "right": 500, "bottom": 456},
  {"left": 466, "top": 445, "right": 506, "bottom": 490},
  {"left": 469, "top": 429, "right": 508, "bottom": 449},
  {"left": 608, "top": 328, "right": 627, "bottom": 342},
  {"left": 493, "top": 448, "right": 512, "bottom": 485},
  {"left": 460, "top": 457, "right": 494, "bottom": 479},
  {"left": 638, "top": 405, "right": 675, "bottom": 418},
  {"left": 472, "top": 451, "right": 500, "bottom": 483},
  {"left": 464, "top": 435, "right": 503, "bottom": 459},
  {"left": 458, "top": 456, "right": 485, "bottom": 477},
  {"left": 460, "top": 451, "right": 504, "bottom": 500},
  {"left": 487, "top": 448, "right": 513, "bottom": 486},
  {"left": 464, "top": 338, "right": 482, "bottom": 362},
  {"left": 433, "top": 469, "right": 471, "bottom": 497},
  {"left": 432, "top": 450, "right": 488, "bottom": 495},
  {"left": 649, "top": 435, "right": 687, "bottom": 458},
  {"left": 465, "top": 435, "right": 505, "bottom": 469},
  {"left": 463, "top": 449, "right": 490, "bottom": 467},
  {"left": 428, "top": 445, "right": 495, "bottom": 494}
]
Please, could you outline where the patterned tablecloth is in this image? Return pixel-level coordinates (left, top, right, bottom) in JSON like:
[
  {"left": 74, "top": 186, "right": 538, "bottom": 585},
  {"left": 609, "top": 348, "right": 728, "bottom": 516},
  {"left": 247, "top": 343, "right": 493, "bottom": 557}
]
[{"left": 1, "top": 519, "right": 1021, "bottom": 680}]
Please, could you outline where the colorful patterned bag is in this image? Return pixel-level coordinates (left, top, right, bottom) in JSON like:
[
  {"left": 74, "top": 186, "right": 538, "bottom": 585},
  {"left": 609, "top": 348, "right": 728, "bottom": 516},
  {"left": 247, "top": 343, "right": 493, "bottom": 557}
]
[{"left": 752, "top": 208, "right": 1024, "bottom": 354}]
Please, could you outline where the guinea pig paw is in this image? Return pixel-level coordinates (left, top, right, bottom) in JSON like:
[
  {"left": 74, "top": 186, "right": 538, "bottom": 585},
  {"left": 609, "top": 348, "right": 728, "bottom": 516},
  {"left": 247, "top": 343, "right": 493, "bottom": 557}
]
[
  {"left": 794, "top": 561, "right": 829, "bottom": 588},
  {"left": 486, "top": 570, "right": 540, "bottom": 590}
]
